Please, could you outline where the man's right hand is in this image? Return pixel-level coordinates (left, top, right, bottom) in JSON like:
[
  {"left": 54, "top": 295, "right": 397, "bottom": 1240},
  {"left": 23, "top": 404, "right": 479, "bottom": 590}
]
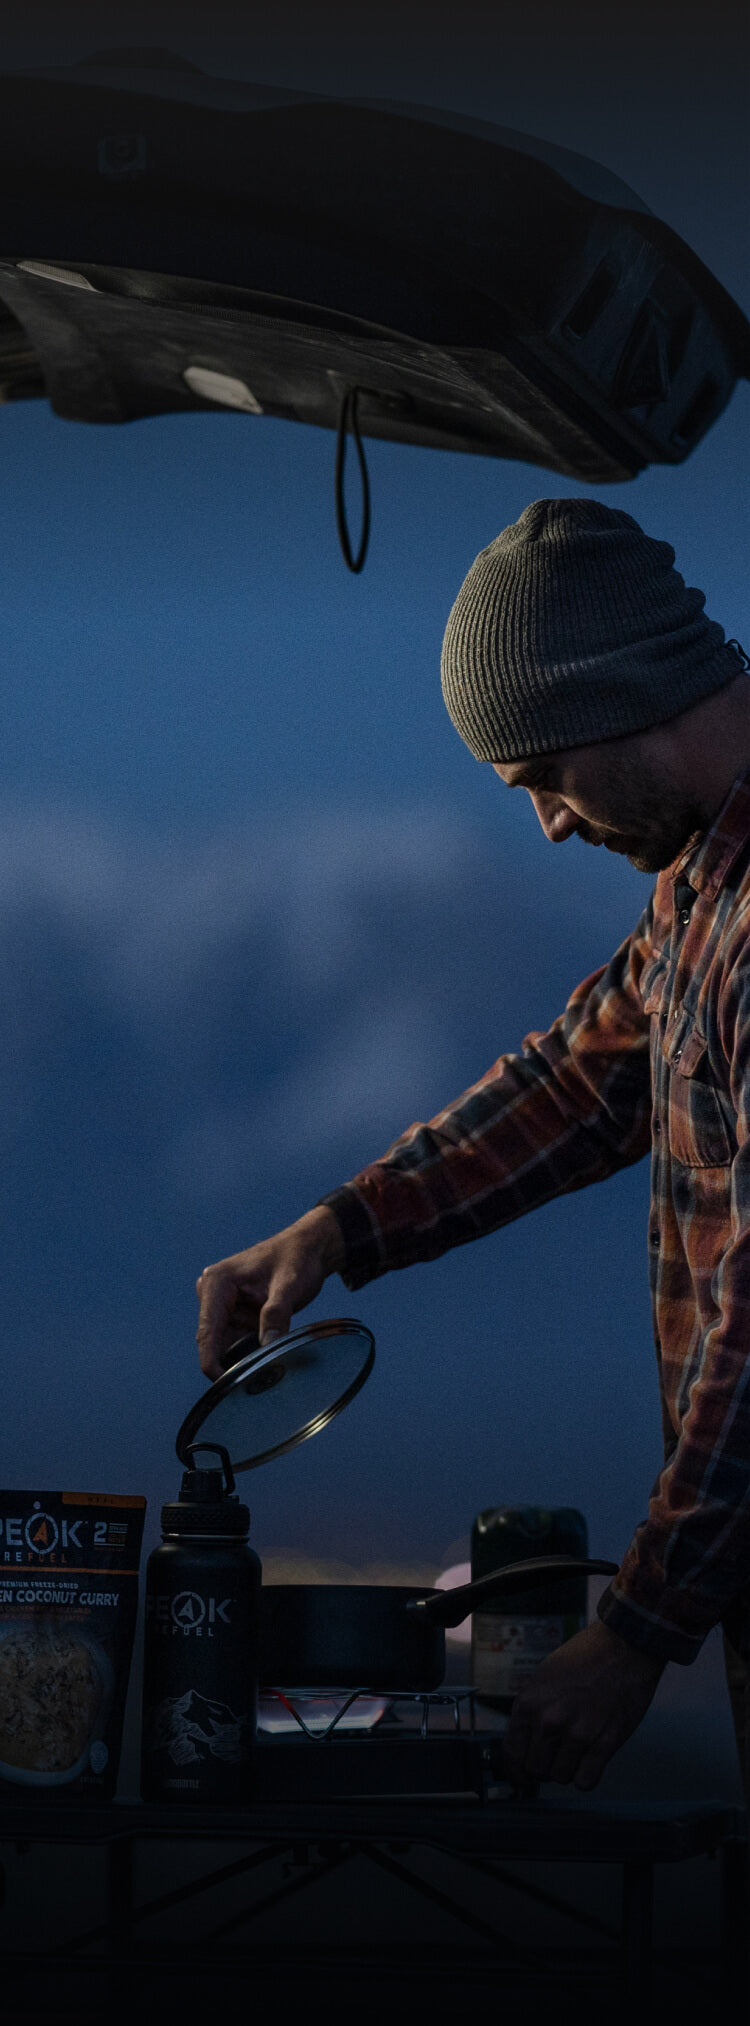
[{"left": 195, "top": 1205, "right": 346, "bottom": 1380}]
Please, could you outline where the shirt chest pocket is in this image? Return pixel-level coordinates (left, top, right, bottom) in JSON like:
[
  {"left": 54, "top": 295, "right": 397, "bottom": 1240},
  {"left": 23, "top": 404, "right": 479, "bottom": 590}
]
[{"left": 665, "top": 1017, "right": 734, "bottom": 1169}]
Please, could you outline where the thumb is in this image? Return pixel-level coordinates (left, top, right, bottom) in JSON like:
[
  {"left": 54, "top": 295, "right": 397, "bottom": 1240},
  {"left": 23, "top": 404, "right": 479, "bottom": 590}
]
[{"left": 258, "top": 1281, "right": 295, "bottom": 1344}]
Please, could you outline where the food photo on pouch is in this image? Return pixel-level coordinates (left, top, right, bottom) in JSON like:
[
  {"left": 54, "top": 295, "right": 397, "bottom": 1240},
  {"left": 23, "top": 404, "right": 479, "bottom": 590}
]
[{"left": 0, "top": 0, "right": 748, "bottom": 2016}]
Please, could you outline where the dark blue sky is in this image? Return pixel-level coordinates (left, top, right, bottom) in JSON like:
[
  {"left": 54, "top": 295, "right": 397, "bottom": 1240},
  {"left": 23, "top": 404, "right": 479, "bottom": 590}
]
[{"left": 1, "top": 9, "right": 748, "bottom": 1644}]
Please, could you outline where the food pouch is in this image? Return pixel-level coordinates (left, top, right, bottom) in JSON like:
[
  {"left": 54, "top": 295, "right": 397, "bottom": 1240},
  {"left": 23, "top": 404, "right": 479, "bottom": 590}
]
[{"left": 0, "top": 1490, "right": 146, "bottom": 1801}]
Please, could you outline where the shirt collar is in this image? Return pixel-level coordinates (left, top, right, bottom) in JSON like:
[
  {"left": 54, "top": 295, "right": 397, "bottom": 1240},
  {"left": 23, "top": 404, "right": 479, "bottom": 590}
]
[{"left": 670, "top": 768, "right": 750, "bottom": 899}]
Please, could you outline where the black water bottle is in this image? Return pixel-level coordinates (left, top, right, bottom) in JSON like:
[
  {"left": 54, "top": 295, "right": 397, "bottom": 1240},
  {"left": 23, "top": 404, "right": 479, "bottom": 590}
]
[{"left": 141, "top": 1442, "right": 262, "bottom": 1803}]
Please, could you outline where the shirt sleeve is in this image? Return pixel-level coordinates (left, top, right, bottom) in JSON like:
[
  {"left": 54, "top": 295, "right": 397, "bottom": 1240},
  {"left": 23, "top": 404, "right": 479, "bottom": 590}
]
[
  {"left": 599, "top": 930, "right": 750, "bottom": 1665},
  {"left": 318, "top": 899, "right": 654, "bottom": 1291}
]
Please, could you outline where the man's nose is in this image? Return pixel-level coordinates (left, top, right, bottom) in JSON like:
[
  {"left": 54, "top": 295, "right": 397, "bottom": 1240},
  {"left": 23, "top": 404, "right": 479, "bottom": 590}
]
[{"left": 529, "top": 790, "right": 579, "bottom": 843}]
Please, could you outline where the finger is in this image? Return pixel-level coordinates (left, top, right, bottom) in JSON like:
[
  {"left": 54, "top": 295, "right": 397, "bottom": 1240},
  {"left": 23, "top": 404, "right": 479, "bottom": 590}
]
[
  {"left": 258, "top": 1280, "right": 296, "bottom": 1344},
  {"left": 547, "top": 1735, "right": 590, "bottom": 1786},
  {"left": 506, "top": 1699, "right": 564, "bottom": 1783},
  {"left": 503, "top": 1716, "right": 535, "bottom": 1783},
  {"left": 573, "top": 1730, "right": 618, "bottom": 1792},
  {"left": 220, "top": 1289, "right": 264, "bottom": 1345},
  {"left": 196, "top": 1271, "right": 244, "bottom": 1381},
  {"left": 503, "top": 1709, "right": 531, "bottom": 1759},
  {"left": 222, "top": 1325, "right": 260, "bottom": 1366},
  {"left": 524, "top": 1727, "right": 565, "bottom": 1782}
]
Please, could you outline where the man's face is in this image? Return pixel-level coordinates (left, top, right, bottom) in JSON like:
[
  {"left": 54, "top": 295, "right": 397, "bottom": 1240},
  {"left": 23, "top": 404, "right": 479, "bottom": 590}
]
[{"left": 492, "top": 736, "right": 704, "bottom": 874}]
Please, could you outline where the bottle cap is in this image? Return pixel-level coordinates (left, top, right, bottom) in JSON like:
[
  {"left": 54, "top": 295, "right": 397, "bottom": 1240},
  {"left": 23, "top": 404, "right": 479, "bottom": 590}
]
[{"left": 161, "top": 1442, "right": 250, "bottom": 1537}]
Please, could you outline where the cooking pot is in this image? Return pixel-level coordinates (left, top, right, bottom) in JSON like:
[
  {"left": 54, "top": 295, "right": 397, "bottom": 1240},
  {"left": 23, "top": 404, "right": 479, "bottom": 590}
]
[
  {"left": 258, "top": 1555, "right": 618, "bottom": 1691},
  {"left": 176, "top": 1319, "right": 618, "bottom": 1692}
]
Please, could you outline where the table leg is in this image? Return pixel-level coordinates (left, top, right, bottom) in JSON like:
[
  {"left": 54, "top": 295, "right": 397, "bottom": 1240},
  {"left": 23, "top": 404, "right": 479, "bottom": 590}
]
[
  {"left": 721, "top": 1832, "right": 749, "bottom": 2003},
  {"left": 621, "top": 1858, "right": 653, "bottom": 2001},
  {"left": 107, "top": 1836, "right": 134, "bottom": 2018}
]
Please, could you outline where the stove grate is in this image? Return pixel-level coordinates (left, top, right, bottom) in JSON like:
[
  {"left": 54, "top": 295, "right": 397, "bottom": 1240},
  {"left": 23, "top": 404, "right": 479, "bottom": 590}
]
[{"left": 258, "top": 1686, "right": 504, "bottom": 1741}]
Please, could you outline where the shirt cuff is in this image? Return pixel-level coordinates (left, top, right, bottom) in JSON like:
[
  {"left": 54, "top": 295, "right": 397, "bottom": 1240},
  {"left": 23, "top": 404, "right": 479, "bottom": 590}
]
[
  {"left": 315, "top": 1185, "right": 389, "bottom": 1292},
  {"left": 597, "top": 1582, "right": 704, "bottom": 1666}
]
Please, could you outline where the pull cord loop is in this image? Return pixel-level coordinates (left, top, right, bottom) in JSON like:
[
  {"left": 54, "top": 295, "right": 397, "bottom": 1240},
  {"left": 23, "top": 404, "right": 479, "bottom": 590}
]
[{"left": 335, "top": 387, "right": 371, "bottom": 574}]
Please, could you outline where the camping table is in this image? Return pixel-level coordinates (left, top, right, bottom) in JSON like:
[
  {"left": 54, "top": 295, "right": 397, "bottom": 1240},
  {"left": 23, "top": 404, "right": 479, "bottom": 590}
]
[{"left": 0, "top": 1777, "right": 746, "bottom": 2015}]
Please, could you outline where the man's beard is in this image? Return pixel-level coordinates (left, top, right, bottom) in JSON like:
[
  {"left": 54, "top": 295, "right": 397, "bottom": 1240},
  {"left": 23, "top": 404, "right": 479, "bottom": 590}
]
[{"left": 575, "top": 777, "right": 704, "bottom": 874}]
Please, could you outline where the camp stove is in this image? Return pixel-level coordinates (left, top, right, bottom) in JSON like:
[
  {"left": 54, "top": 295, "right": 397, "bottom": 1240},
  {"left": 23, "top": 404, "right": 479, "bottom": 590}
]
[{"left": 253, "top": 1687, "right": 513, "bottom": 1803}]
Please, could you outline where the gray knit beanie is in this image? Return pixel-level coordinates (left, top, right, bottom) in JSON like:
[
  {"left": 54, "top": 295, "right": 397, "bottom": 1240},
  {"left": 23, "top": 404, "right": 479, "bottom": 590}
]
[{"left": 441, "top": 498, "right": 743, "bottom": 762}]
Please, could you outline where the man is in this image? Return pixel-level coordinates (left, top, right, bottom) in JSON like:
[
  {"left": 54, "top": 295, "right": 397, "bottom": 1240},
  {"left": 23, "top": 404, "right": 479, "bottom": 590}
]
[{"left": 195, "top": 497, "right": 750, "bottom": 1797}]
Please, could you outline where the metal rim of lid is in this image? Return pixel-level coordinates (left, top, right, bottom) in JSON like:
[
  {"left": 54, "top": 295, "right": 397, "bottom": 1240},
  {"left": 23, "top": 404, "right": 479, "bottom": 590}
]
[{"left": 175, "top": 1316, "right": 375, "bottom": 1473}]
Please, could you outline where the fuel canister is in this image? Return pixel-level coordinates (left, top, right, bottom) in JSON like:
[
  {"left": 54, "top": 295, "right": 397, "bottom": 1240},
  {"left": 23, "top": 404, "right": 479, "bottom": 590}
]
[
  {"left": 471, "top": 1505, "right": 588, "bottom": 1710},
  {"left": 141, "top": 1443, "right": 261, "bottom": 1803}
]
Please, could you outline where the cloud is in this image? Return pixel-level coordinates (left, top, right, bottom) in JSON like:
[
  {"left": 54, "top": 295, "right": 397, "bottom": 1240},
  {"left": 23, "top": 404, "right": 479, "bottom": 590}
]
[
  {"left": 0, "top": 803, "right": 484, "bottom": 1200},
  {"left": 0, "top": 797, "right": 647, "bottom": 1220}
]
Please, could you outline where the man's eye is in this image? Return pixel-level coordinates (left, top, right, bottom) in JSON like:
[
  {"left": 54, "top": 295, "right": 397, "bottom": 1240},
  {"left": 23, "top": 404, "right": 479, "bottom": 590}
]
[{"left": 508, "top": 770, "right": 551, "bottom": 791}]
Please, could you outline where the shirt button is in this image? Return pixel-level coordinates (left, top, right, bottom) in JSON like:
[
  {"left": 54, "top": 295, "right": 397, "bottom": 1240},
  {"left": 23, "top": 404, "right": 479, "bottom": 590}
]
[
  {"left": 680, "top": 908, "right": 691, "bottom": 925},
  {"left": 650, "top": 1226, "right": 660, "bottom": 1248},
  {"left": 653, "top": 1118, "right": 661, "bottom": 1134},
  {"left": 673, "top": 1049, "right": 682, "bottom": 1063}
]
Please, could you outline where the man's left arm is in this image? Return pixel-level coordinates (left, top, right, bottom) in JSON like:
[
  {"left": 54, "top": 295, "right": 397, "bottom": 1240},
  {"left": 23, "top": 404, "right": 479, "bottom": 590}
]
[
  {"left": 507, "top": 939, "right": 750, "bottom": 1789},
  {"left": 504, "top": 1620, "right": 664, "bottom": 1791}
]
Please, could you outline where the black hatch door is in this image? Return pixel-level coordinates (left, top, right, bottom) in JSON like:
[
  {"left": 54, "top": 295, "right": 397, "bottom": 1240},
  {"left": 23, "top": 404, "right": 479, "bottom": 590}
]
[{"left": 0, "top": 47, "right": 746, "bottom": 484}]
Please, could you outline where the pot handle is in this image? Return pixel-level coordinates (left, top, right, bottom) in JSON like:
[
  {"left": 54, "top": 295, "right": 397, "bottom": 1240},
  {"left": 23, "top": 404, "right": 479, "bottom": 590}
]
[{"left": 408, "top": 1555, "right": 619, "bottom": 1630}]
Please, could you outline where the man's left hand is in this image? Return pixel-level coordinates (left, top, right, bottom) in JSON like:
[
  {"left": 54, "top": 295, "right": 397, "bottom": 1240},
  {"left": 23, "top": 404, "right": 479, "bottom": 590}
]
[{"left": 503, "top": 1619, "right": 665, "bottom": 1792}]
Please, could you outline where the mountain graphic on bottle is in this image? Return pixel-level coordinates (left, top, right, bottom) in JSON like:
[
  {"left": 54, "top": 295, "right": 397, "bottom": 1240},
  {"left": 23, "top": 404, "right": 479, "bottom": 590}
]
[{"left": 147, "top": 1689, "right": 251, "bottom": 1766}]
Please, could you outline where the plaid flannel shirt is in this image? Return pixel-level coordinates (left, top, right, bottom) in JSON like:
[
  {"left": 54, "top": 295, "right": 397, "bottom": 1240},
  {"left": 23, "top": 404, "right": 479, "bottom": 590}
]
[{"left": 321, "top": 771, "right": 750, "bottom": 1665}]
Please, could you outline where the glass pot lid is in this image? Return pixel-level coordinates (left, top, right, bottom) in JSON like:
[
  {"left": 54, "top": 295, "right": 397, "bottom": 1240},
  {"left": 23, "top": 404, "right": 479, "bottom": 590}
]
[{"left": 175, "top": 1318, "right": 375, "bottom": 1474}]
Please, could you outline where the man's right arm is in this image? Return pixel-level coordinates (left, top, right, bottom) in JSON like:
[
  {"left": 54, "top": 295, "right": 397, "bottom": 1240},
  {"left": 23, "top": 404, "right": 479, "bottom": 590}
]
[
  {"left": 197, "top": 902, "right": 655, "bottom": 1376},
  {"left": 322, "top": 901, "right": 656, "bottom": 1290}
]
